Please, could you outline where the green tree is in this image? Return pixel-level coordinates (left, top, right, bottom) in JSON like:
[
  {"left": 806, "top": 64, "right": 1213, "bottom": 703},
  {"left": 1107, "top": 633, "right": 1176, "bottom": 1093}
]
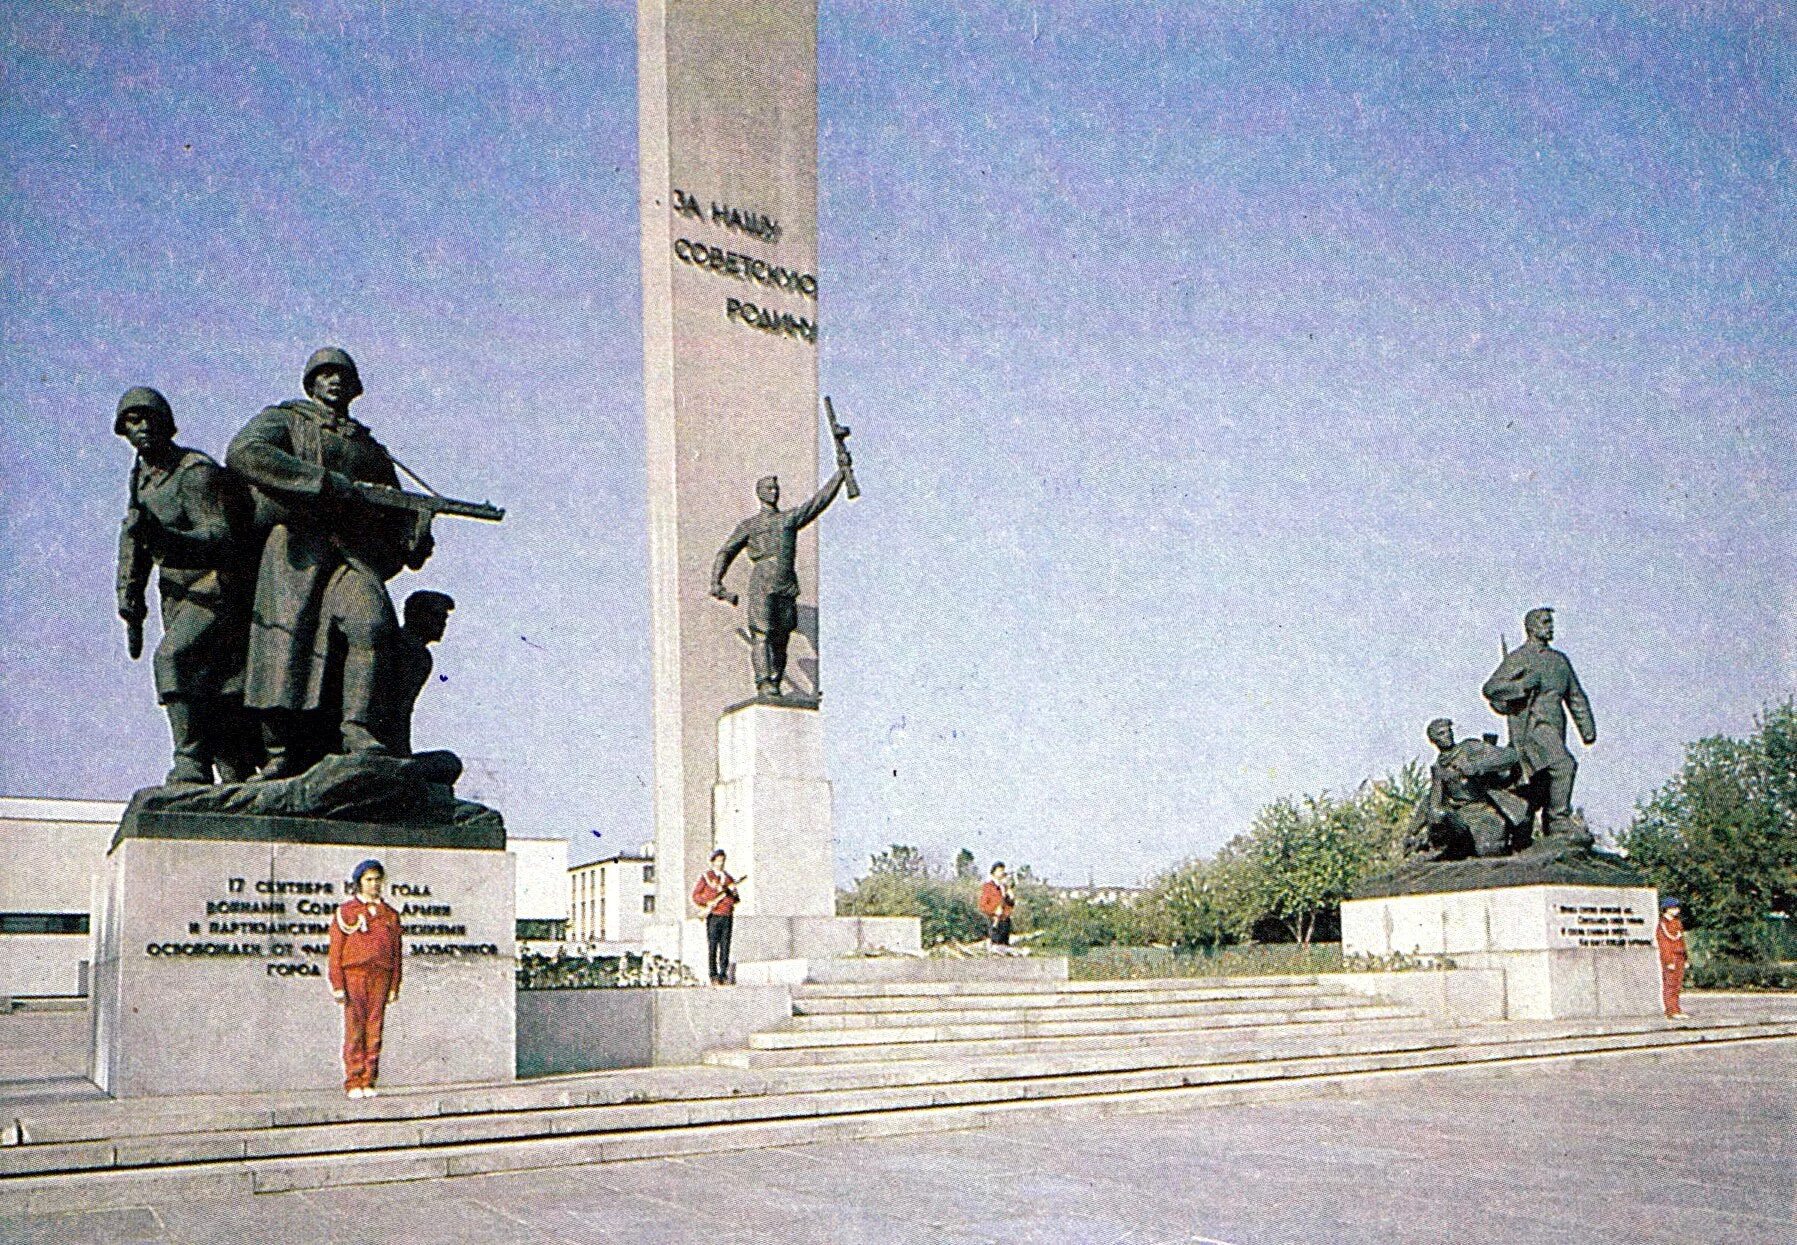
[
  {"left": 1235, "top": 793, "right": 1370, "bottom": 946},
  {"left": 1619, "top": 702, "right": 1797, "bottom": 953},
  {"left": 868, "top": 843, "right": 929, "bottom": 878},
  {"left": 1136, "top": 851, "right": 1257, "bottom": 950},
  {"left": 837, "top": 845, "right": 991, "bottom": 945},
  {"left": 953, "top": 848, "right": 977, "bottom": 880}
]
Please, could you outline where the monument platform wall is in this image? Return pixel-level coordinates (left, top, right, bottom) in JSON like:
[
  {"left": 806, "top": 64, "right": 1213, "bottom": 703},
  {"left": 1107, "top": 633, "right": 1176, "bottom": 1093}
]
[
  {"left": 1341, "top": 883, "right": 1660, "bottom": 1020},
  {"left": 91, "top": 818, "right": 515, "bottom": 1098},
  {"left": 517, "top": 983, "right": 794, "bottom": 1075}
]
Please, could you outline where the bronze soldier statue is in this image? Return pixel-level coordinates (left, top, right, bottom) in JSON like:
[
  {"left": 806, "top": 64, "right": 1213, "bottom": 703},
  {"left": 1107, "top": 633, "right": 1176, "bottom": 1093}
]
[
  {"left": 114, "top": 387, "right": 258, "bottom": 784},
  {"left": 227, "top": 348, "right": 435, "bottom": 777},
  {"left": 387, "top": 589, "right": 454, "bottom": 757},
  {"left": 709, "top": 448, "right": 851, "bottom": 699},
  {"left": 1406, "top": 718, "right": 1531, "bottom": 859},
  {"left": 1482, "top": 607, "right": 1597, "bottom": 845}
]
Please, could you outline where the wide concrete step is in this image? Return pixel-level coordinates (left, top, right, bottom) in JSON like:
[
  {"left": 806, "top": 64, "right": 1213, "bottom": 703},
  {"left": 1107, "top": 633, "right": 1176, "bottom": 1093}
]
[
  {"left": 710, "top": 1011, "right": 1446, "bottom": 1068},
  {"left": 786, "top": 994, "right": 1394, "bottom": 1030},
  {"left": 3, "top": 1019, "right": 1792, "bottom": 1214},
  {"left": 792, "top": 982, "right": 1361, "bottom": 1014},
  {"left": 790, "top": 974, "right": 1328, "bottom": 999},
  {"left": 750, "top": 1002, "right": 1422, "bottom": 1048}
]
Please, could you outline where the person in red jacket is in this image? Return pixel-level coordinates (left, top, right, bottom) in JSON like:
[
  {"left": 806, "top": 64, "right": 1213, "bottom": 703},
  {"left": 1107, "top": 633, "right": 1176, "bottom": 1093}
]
[
  {"left": 691, "top": 849, "right": 741, "bottom": 985},
  {"left": 977, "top": 862, "right": 1016, "bottom": 947},
  {"left": 1656, "top": 897, "right": 1689, "bottom": 1019},
  {"left": 329, "top": 858, "right": 403, "bottom": 1096}
]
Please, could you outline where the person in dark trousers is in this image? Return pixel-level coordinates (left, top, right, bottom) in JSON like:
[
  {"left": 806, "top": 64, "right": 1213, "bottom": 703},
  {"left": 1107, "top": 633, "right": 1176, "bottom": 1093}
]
[
  {"left": 978, "top": 862, "right": 1015, "bottom": 946},
  {"left": 692, "top": 849, "right": 741, "bottom": 985},
  {"left": 1657, "top": 897, "right": 1689, "bottom": 1019}
]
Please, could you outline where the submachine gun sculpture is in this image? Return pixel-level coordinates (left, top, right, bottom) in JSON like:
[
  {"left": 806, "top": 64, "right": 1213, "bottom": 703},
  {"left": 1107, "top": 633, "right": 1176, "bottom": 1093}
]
[{"left": 350, "top": 456, "right": 506, "bottom": 524}]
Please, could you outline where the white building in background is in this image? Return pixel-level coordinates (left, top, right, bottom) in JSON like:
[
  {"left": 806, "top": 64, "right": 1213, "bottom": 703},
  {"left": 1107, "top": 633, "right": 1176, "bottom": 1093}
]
[
  {"left": 569, "top": 847, "right": 656, "bottom": 950},
  {"left": 0, "top": 797, "right": 123, "bottom": 998},
  {"left": 508, "top": 832, "right": 570, "bottom": 952}
]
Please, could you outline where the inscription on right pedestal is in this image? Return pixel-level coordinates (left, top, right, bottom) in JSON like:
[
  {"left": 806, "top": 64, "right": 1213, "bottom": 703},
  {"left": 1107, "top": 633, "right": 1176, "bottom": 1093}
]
[{"left": 1553, "top": 901, "right": 1652, "bottom": 949}]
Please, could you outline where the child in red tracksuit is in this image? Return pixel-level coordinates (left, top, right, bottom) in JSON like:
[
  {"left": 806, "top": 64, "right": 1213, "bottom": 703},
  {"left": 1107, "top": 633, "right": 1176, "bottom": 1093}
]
[
  {"left": 329, "top": 859, "right": 403, "bottom": 1097},
  {"left": 1656, "top": 897, "right": 1689, "bottom": 1019}
]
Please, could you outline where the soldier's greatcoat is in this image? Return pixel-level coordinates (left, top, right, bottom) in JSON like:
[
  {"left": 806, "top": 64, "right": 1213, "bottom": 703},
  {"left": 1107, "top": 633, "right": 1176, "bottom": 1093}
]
[
  {"left": 226, "top": 399, "right": 413, "bottom": 712},
  {"left": 1481, "top": 640, "right": 1596, "bottom": 775}
]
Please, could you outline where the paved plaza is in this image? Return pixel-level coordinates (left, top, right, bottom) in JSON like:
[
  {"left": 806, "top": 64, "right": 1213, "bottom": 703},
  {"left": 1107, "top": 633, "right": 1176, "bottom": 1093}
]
[{"left": 3, "top": 1036, "right": 1790, "bottom": 1245}]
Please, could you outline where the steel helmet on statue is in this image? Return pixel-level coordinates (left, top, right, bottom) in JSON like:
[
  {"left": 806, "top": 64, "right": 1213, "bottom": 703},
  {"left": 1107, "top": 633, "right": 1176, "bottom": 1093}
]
[
  {"left": 303, "top": 347, "right": 364, "bottom": 400},
  {"left": 113, "top": 386, "right": 176, "bottom": 437}
]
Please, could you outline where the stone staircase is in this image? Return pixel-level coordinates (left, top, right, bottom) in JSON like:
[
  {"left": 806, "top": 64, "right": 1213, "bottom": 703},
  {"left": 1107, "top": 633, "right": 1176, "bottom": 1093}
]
[
  {"left": 4, "top": 977, "right": 1795, "bottom": 1215},
  {"left": 708, "top": 975, "right": 1422, "bottom": 1066}
]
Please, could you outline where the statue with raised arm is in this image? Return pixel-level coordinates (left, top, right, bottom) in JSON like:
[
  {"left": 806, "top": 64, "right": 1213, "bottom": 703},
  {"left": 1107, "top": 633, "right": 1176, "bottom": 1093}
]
[
  {"left": 1482, "top": 607, "right": 1597, "bottom": 846},
  {"left": 709, "top": 414, "right": 854, "bottom": 700},
  {"left": 114, "top": 386, "right": 259, "bottom": 785}
]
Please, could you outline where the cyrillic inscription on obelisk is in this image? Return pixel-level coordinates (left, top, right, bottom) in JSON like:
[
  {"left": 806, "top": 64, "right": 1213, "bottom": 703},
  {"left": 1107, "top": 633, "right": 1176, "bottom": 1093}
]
[{"left": 639, "top": 0, "right": 821, "bottom": 909}]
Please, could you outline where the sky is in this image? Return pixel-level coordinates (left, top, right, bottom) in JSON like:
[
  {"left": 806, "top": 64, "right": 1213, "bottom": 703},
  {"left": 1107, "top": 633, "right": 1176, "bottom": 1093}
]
[{"left": 2, "top": 2, "right": 1791, "bottom": 886}]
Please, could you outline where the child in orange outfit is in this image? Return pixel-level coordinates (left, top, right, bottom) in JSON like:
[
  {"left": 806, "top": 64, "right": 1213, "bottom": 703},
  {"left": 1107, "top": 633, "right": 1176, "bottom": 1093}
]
[
  {"left": 329, "top": 859, "right": 403, "bottom": 1097},
  {"left": 1656, "top": 897, "right": 1689, "bottom": 1019}
]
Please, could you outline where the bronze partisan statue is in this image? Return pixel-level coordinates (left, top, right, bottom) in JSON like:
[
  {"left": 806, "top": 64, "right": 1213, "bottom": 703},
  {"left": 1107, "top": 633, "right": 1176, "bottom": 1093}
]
[
  {"left": 1482, "top": 606, "right": 1597, "bottom": 846},
  {"left": 709, "top": 401, "right": 856, "bottom": 701},
  {"left": 1405, "top": 718, "right": 1530, "bottom": 860},
  {"left": 114, "top": 387, "right": 259, "bottom": 785},
  {"left": 388, "top": 589, "right": 455, "bottom": 757}
]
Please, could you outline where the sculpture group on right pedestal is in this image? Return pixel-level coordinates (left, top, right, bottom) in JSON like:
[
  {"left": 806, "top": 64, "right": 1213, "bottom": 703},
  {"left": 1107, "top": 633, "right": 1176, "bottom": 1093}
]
[{"left": 1407, "top": 607, "right": 1598, "bottom": 862}]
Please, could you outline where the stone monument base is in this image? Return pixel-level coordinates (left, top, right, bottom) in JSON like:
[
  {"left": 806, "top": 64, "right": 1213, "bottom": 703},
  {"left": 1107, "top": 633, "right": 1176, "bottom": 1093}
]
[
  {"left": 91, "top": 808, "right": 515, "bottom": 1098},
  {"left": 1341, "top": 883, "right": 1661, "bottom": 1020},
  {"left": 711, "top": 701, "right": 837, "bottom": 919},
  {"left": 641, "top": 914, "right": 922, "bottom": 979}
]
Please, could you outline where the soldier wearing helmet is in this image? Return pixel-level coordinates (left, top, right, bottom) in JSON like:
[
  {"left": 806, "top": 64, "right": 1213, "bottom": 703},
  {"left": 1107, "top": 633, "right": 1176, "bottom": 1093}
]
[
  {"left": 114, "top": 386, "right": 259, "bottom": 784},
  {"left": 226, "top": 348, "right": 434, "bottom": 778}
]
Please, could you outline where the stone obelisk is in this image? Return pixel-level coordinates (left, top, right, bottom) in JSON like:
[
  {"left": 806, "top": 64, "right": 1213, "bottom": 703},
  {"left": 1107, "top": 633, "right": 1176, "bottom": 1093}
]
[{"left": 639, "top": 0, "right": 822, "bottom": 914}]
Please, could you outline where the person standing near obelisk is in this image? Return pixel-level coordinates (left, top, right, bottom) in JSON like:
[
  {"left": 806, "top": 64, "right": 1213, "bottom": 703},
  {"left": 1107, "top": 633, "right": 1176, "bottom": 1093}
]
[
  {"left": 1482, "top": 607, "right": 1597, "bottom": 845},
  {"left": 227, "top": 348, "right": 434, "bottom": 777}
]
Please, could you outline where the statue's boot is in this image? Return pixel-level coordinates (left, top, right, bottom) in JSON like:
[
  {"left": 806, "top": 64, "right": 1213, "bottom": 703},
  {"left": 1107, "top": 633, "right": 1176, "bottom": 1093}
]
[
  {"left": 750, "top": 629, "right": 780, "bottom": 698},
  {"left": 339, "top": 649, "right": 392, "bottom": 756},
  {"left": 250, "top": 713, "right": 309, "bottom": 782},
  {"left": 163, "top": 699, "right": 212, "bottom": 785},
  {"left": 208, "top": 699, "right": 261, "bottom": 785}
]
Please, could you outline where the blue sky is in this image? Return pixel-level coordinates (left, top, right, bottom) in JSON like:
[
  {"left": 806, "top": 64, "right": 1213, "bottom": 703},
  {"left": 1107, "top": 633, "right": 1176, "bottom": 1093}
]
[{"left": 3, "top": 2, "right": 1791, "bottom": 884}]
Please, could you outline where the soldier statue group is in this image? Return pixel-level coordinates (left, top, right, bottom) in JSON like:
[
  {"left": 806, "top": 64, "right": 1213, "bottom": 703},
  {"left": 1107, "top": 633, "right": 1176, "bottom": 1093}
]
[
  {"left": 1406, "top": 606, "right": 1599, "bottom": 860},
  {"left": 115, "top": 348, "right": 497, "bottom": 788}
]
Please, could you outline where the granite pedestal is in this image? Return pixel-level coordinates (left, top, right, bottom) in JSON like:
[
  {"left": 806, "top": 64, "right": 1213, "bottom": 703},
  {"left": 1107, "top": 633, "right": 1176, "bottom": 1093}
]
[
  {"left": 1341, "top": 883, "right": 1661, "bottom": 1020},
  {"left": 644, "top": 701, "right": 921, "bottom": 978},
  {"left": 90, "top": 808, "right": 515, "bottom": 1097}
]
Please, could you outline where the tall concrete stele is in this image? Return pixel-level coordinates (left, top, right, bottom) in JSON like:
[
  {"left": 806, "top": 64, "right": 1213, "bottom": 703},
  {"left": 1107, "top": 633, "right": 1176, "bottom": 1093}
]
[
  {"left": 639, "top": 0, "right": 821, "bottom": 913},
  {"left": 637, "top": 0, "right": 916, "bottom": 971}
]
